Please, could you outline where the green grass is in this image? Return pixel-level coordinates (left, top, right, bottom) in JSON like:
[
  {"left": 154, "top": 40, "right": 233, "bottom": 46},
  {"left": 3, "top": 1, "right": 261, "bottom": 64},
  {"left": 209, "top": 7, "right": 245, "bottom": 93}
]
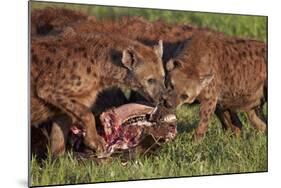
[
  {"left": 30, "top": 2, "right": 267, "bottom": 187},
  {"left": 31, "top": 105, "right": 267, "bottom": 187}
]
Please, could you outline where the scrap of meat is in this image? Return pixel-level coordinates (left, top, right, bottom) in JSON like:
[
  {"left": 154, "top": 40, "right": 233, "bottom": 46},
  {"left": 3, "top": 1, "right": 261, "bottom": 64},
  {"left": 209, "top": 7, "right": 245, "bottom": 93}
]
[{"left": 70, "top": 103, "right": 177, "bottom": 158}]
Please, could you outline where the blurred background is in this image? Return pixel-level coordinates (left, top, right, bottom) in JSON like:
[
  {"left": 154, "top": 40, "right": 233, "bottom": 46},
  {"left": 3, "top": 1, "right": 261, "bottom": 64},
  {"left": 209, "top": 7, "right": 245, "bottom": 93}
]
[{"left": 31, "top": 1, "right": 267, "bottom": 41}]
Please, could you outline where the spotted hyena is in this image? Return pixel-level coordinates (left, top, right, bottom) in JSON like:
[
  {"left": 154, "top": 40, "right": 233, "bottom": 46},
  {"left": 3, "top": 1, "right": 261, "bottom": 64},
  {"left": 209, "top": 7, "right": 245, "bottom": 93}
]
[
  {"left": 85, "top": 16, "right": 243, "bottom": 131},
  {"left": 31, "top": 32, "right": 165, "bottom": 156},
  {"left": 30, "top": 8, "right": 242, "bottom": 145},
  {"left": 164, "top": 31, "right": 267, "bottom": 139}
]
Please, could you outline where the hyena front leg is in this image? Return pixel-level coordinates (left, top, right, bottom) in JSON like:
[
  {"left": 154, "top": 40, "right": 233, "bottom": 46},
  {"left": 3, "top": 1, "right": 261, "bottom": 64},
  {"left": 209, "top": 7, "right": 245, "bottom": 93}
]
[
  {"left": 37, "top": 86, "right": 106, "bottom": 154},
  {"left": 195, "top": 98, "right": 217, "bottom": 140}
]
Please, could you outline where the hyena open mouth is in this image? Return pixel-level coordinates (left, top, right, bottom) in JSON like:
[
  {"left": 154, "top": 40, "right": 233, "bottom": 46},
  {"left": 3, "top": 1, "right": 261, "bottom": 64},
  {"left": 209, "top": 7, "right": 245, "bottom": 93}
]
[{"left": 70, "top": 103, "right": 177, "bottom": 158}]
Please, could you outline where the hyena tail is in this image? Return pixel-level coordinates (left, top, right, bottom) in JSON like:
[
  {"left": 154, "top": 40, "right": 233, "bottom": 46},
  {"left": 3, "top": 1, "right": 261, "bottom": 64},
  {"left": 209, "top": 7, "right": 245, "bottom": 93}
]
[{"left": 31, "top": 96, "right": 58, "bottom": 127}]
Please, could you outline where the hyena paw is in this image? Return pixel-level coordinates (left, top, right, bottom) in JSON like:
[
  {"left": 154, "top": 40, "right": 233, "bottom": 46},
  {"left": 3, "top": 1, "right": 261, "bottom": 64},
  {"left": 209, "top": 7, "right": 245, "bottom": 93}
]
[
  {"left": 84, "top": 135, "right": 106, "bottom": 154},
  {"left": 193, "top": 131, "right": 206, "bottom": 142}
]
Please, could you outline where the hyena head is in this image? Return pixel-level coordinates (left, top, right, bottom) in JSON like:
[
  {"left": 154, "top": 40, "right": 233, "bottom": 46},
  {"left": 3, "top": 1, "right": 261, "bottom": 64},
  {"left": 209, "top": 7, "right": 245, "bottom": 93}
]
[
  {"left": 164, "top": 59, "right": 214, "bottom": 108},
  {"left": 121, "top": 40, "right": 165, "bottom": 104}
]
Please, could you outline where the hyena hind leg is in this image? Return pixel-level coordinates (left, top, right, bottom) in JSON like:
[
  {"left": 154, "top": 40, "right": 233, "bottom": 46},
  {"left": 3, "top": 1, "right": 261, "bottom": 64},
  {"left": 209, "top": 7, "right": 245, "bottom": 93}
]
[
  {"left": 215, "top": 107, "right": 229, "bottom": 130},
  {"left": 228, "top": 110, "right": 243, "bottom": 135},
  {"left": 215, "top": 107, "right": 242, "bottom": 136},
  {"left": 37, "top": 86, "right": 106, "bottom": 153},
  {"left": 246, "top": 109, "right": 267, "bottom": 133},
  {"left": 255, "top": 105, "right": 267, "bottom": 124},
  {"left": 50, "top": 114, "right": 72, "bottom": 157}
]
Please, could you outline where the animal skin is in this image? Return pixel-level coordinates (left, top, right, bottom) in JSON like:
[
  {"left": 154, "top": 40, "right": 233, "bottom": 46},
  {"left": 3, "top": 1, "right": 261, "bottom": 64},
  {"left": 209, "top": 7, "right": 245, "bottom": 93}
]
[{"left": 164, "top": 31, "right": 267, "bottom": 139}]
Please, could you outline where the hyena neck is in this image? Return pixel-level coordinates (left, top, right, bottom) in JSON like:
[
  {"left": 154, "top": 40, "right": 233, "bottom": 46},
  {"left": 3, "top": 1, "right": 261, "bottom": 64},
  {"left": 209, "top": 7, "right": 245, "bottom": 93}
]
[
  {"left": 98, "top": 58, "right": 130, "bottom": 89},
  {"left": 94, "top": 36, "right": 145, "bottom": 89},
  {"left": 98, "top": 58, "right": 143, "bottom": 93}
]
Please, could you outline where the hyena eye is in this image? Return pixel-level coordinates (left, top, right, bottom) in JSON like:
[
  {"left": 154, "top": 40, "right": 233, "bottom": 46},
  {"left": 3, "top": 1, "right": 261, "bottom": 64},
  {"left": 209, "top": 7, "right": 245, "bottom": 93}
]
[
  {"left": 180, "top": 94, "right": 189, "bottom": 100},
  {"left": 147, "top": 78, "right": 156, "bottom": 85}
]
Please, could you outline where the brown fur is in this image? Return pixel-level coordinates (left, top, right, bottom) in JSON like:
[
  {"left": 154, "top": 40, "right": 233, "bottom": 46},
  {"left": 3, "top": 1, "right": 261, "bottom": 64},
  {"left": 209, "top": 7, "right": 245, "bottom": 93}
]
[
  {"left": 165, "top": 31, "right": 267, "bottom": 138},
  {"left": 31, "top": 7, "right": 89, "bottom": 36},
  {"left": 62, "top": 16, "right": 225, "bottom": 63},
  {"left": 31, "top": 32, "right": 165, "bottom": 155},
  {"left": 31, "top": 8, "right": 221, "bottom": 62},
  {"left": 31, "top": 12, "right": 196, "bottom": 42}
]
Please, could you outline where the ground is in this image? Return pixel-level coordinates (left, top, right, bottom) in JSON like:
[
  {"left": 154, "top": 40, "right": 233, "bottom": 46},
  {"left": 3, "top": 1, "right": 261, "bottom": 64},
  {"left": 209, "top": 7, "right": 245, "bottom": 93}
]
[{"left": 30, "top": 2, "right": 267, "bottom": 187}]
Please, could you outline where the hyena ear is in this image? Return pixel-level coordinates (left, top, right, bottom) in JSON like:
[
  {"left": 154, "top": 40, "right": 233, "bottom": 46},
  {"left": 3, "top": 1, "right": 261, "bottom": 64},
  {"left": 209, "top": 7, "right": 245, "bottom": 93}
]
[
  {"left": 154, "top": 40, "right": 163, "bottom": 58},
  {"left": 122, "top": 48, "right": 136, "bottom": 70},
  {"left": 61, "top": 27, "right": 76, "bottom": 38},
  {"left": 199, "top": 74, "right": 214, "bottom": 88},
  {"left": 166, "top": 59, "right": 183, "bottom": 71}
]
